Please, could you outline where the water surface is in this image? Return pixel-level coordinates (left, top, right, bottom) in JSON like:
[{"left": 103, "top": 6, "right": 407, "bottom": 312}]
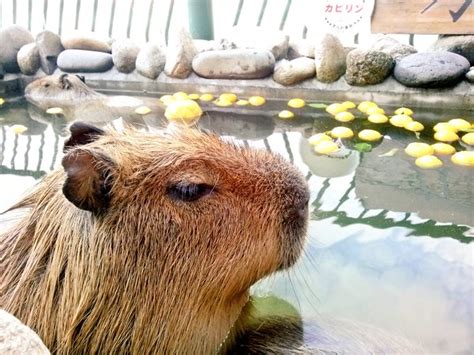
[{"left": 0, "top": 98, "right": 472, "bottom": 353}]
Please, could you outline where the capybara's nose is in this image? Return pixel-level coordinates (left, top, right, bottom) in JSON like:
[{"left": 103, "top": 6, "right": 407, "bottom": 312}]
[{"left": 296, "top": 194, "right": 310, "bottom": 219}]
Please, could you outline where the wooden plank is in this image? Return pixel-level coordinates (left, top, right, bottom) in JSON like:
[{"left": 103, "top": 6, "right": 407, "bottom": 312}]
[{"left": 372, "top": 0, "right": 474, "bottom": 34}]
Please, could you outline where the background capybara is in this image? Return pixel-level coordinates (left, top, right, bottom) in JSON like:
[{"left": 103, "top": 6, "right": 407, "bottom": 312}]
[
  {"left": 0, "top": 123, "right": 309, "bottom": 354},
  {"left": 24, "top": 74, "right": 164, "bottom": 126}
]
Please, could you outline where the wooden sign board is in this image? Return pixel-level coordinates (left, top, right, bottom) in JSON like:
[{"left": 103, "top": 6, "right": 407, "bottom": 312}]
[{"left": 372, "top": 0, "right": 474, "bottom": 34}]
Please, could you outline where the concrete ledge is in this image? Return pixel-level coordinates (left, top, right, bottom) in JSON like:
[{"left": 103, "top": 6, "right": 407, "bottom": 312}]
[{"left": 2, "top": 68, "right": 473, "bottom": 110}]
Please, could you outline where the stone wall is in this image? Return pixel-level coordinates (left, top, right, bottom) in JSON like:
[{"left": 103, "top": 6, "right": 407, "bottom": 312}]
[{"left": 1, "top": 25, "right": 473, "bottom": 109}]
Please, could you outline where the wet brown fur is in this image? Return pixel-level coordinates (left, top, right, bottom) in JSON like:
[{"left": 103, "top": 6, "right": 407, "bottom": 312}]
[{"left": 0, "top": 127, "right": 309, "bottom": 354}]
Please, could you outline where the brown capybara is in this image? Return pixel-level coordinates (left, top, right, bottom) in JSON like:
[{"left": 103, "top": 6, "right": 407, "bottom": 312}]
[
  {"left": 24, "top": 73, "right": 164, "bottom": 125},
  {"left": 0, "top": 122, "right": 309, "bottom": 354}
]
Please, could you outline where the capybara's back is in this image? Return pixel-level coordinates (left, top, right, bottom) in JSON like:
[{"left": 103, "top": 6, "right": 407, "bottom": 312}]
[{"left": 0, "top": 123, "right": 309, "bottom": 354}]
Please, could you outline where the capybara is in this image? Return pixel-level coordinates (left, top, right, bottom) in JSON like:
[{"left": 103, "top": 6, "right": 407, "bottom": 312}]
[
  {"left": 24, "top": 74, "right": 164, "bottom": 125},
  {"left": 0, "top": 123, "right": 309, "bottom": 354}
]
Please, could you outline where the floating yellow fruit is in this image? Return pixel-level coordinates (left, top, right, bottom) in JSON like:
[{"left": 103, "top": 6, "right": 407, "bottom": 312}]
[
  {"left": 165, "top": 99, "right": 203, "bottom": 123},
  {"left": 314, "top": 140, "right": 340, "bottom": 155},
  {"left": 11, "top": 124, "right": 28, "bottom": 134},
  {"left": 358, "top": 129, "right": 382, "bottom": 142},
  {"left": 134, "top": 106, "right": 152, "bottom": 115},
  {"left": 330, "top": 126, "right": 354, "bottom": 139},
  {"left": 433, "top": 122, "right": 457, "bottom": 133},
  {"left": 357, "top": 101, "right": 377, "bottom": 113},
  {"left": 434, "top": 130, "right": 459, "bottom": 142},
  {"left": 278, "top": 110, "right": 295, "bottom": 119},
  {"left": 394, "top": 107, "right": 413, "bottom": 116},
  {"left": 0, "top": 98, "right": 4, "bottom": 106},
  {"left": 326, "top": 103, "right": 346, "bottom": 115},
  {"left": 213, "top": 98, "right": 233, "bottom": 107},
  {"left": 405, "top": 142, "right": 434, "bottom": 158},
  {"left": 342, "top": 101, "right": 356, "bottom": 109},
  {"left": 366, "top": 106, "right": 385, "bottom": 115},
  {"left": 219, "top": 93, "right": 238, "bottom": 103},
  {"left": 199, "top": 93, "right": 214, "bottom": 102},
  {"left": 308, "top": 133, "right": 332, "bottom": 145},
  {"left": 431, "top": 143, "right": 456, "bottom": 155},
  {"left": 334, "top": 111, "right": 355, "bottom": 122},
  {"left": 288, "top": 98, "right": 305, "bottom": 108},
  {"left": 415, "top": 155, "right": 443, "bottom": 169},
  {"left": 188, "top": 93, "right": 200, "bottom": 100},
  {"left": 173, "top": 91, "right": 189, "bottom": 100},
  {"left": 368, "top": 113, "right": 389, "bottom": 124},
  {"left": 390, "top": 114, "right": 413, "bottom": 127},
  {"left": 451, "top": 151, "right": 474, "bottom": 167},
  {"left": 236, "top": 99, "right": 249, "bottom": 106},
  {"left": 461, "top": 132, "right": 474, "bottom": 145},
  {"left": 248, "top": 96, "right": 266, "bottom": 106},
  {"left": 448, "top": 118, "right": 471, "bottom": 131},
  {"left": 405, "top": 121, "right": 424, "bottom": 132},
  {"left": 160, "top": 95, "right": 176, "bottom": 105},
  {"left": 46, "top": 107, "right": 64, "bottom": 114}
]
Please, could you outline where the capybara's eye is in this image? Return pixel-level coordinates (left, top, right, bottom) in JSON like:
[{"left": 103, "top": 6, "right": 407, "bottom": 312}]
[
  {"left": 44, "top": 83, "right": 50, "bottom": 88},
  {"left": 167, "top": 183, "right": 214, "bottom": 202}
]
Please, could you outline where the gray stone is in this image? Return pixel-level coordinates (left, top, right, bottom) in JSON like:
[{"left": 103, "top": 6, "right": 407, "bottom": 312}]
[
  {"left": 0, "top": 25, "right": 34, "bottom": 72},
  {"left": 112, "top": 39, "right": 140, "bottom": 73},
  {"left": 432, "top": 35, "right": 474, "bottom": 65},
  {"left": 61, "top": 31, "right": 111, "bottom": 53},
  {"left": 287, "top": 39, "right": 314, "bottom": 59},
  {"left": 193, "top": 39, "right": 237, "bottom": 53},
  {"left": 394, "top": 52, "right": 470, "bottom": 88},
  {"left": 273, "top": 57, "right": 315, "bottom": 85},
  {"left": 164, "top": 27, "right": 197, "bottom": 79},
  {"left": 136, "top": 43, "right": 166, "bottom": 79},
  {"left": 314, "top": 34, "right": 346, "bottom": 83},
  {"left": 222, "top": 26, "right": 289, "bottom": 60},
  {"left": 466, "top": 68, "right": 474, "bottom": 83},
  {"left": 370, "top": 36, "right": 417, "bottom": 61},
  {"left": 0, "top": 310, "right": 50, "bottom": 354},
  {"left": 36, "top": 30, "right": 64, "bottom": 75},
  {"left": 346, "top": 49, "right": 394, "bottom": 86},
  {"left": 192, "top": 49, "right": 275, "bottom": 79},
  {"left": 57, "top": 49, "right": 114, "bottom": 72},
  {"left": 17, "top": 43, "right": 40, "bottom": 75}
]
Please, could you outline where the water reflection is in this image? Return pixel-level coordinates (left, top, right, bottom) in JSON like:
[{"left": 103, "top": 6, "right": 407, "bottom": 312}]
[{"left": 0, "top": 97, "right": 473, "bottom": 353}]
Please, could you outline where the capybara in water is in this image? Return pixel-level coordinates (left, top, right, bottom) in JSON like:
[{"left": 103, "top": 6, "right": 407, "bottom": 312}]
[
  {"left": 0, "top": 123, "right": 309, "bottom": 354},
  {"left": 24, "top": 74, "right": 164, "bottom": 125}
]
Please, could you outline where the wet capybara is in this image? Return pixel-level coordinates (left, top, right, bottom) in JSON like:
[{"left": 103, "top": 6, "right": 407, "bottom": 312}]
[
  {"left": 24, "top": 74, "right": 164, "bottom": 126},
  {"left": 0, "top": 123, "right": 309, "bottom": 354}
]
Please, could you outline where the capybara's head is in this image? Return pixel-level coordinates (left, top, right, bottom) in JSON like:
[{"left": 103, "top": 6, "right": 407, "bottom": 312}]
[
  {"left": 1, "top": 123, "right": 309, "bottom": 353},
  {"left": 24, "top": 73, "right": 97, "bottom": 110}
]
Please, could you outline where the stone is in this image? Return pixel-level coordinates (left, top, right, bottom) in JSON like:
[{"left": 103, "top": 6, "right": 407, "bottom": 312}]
[
  {"left": 0, "top": 25, "right": 34, "bottom": 72},
  {"left": 0, "top": 310, "right": 50, "bottom": 354},
  {"left": 17, "top": 43, "right": 40, "bottom": 75},
  {"left": 61, "top": 31, "right": 111, "bottom": 53},
  {"left": 136, "top": 43, "right": 166, "bottom": 79},
  {"left": 394, "top": 52, "right": 470, "bottom": 88},
  {"left": 432, "top": 35, "right": 474, "bottom": 65},
  {"left": 287, "top": 39, "right": 314, "bottom": 59},
  {"left": 346, "top": 49, "right": 394, "bottom": 86},
  {"left": 370, "top": 36, "right": 417, "bottom": 61},
  {"left": 57, "top": 49, "right": 114, "bottom": 72},
  {"left": 36, "top": 30, "right": 64, "bottom": 75},
  {"left": 112, "top": 39, "right": 140, "bottom": 73},
  {"left": 222, "top": 26, "right": 289, "bottom": 60},
  {"left": 273, "top": 57, "right": 315, "bottom": 85},
  {"left": 466, "top": 67, "right": 474, "bottom": 83},
  {"left": 164, "top": 27, "right": 197, "bottom": 79},
  {"left": 193, "top": 39, "right": 237, "bottom": 53},
  {"left": 192, "top": 49, "right": 275, "bottom": 79},
  {"left": 314, "top": 33, "right": 346, "bottom": 83}
]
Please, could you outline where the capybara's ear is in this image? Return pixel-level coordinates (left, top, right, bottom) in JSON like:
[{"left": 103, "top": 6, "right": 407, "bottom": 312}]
[
  {"left": 75, "top": 74, "right": 86, "bottom": 83},
  {"left": 59, "top": 73, "right": 70, "bottom": 89},
  {"left": 64, "top": 122, "right": 105, "bottom": 152},
  {"left": 61, "top": 149, "right": 113, "bottom": 214}
]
